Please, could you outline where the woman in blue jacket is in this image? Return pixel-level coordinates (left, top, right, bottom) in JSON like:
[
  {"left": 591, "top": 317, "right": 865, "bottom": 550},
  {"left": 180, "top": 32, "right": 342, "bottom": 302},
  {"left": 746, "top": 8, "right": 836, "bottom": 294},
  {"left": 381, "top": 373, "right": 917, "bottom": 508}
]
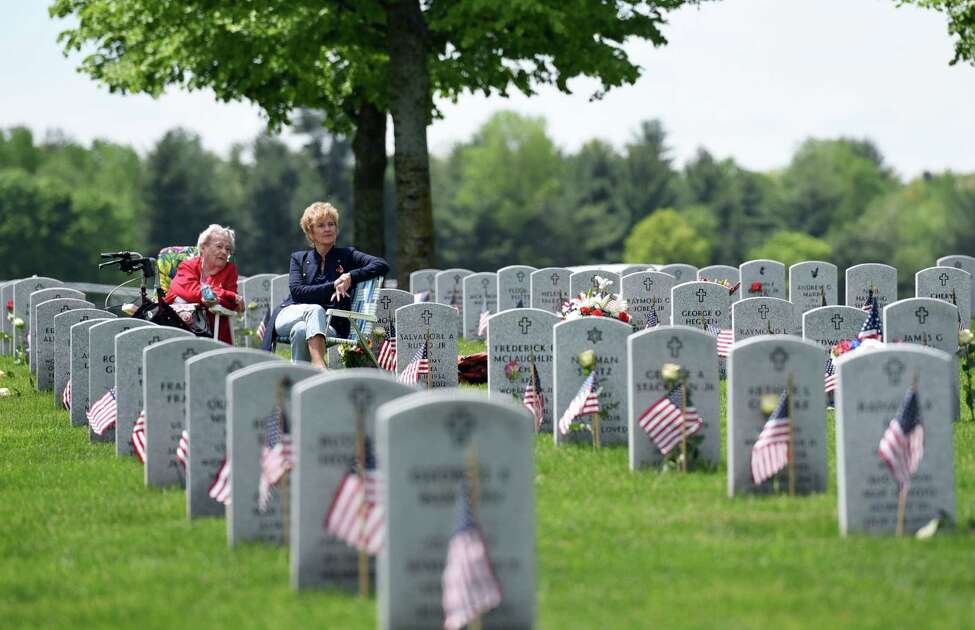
[{"left": 262, "top": 201, "right": 388, "bottom": 367}]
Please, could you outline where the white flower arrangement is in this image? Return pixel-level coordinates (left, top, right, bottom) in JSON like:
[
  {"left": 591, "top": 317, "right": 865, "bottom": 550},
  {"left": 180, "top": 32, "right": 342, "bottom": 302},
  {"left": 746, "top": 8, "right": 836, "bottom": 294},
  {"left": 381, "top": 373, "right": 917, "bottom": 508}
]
[{"left": 560, "top": 276, "right": 631, "bottom": 324}]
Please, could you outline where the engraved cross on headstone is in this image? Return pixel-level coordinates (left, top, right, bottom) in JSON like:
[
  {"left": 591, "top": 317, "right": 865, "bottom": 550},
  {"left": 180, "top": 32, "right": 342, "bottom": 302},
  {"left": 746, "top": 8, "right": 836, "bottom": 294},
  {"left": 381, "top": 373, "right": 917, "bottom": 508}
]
[
  {"left": 915, "top": 307, "right": 929, "bottom": 324},
  {"left": 643, "top": 277, "right": 654, "bottom": 292},
  {"left": 481, "top": 277, "right": 489, "bottom": 290},
  {"left": 667, "top": 336, "right": 683, "bottom": 359},
  {"left": 516, "top": 271, "right": 526, "bottom": 283},
  {"left": 421, "top": 309, "right": 433, "bottom": 325},
  {"left": 696, "top": 288, "right": 707, "bottom": 303},
  {"left": 446, "top": 407, "right": 476, "bottom": 446},
  {"left": 518, "top": 317, "right": 532, "bottom": 335},
  {"left": 758, "top": 304, "right": 770, "bottom": 320},
  {"left": 380, "top": 295, "right": 391, "bottom": 310},
  {"left": 550, "top": 273, "right": 560, "bottom": 286},
  {"left": 830, "top": 314, "right": 845, "bottom": 331},
  {"left": 349, "top": 383, "right": 373, "bottom": 416},
  {"left": 939, "top": 272, "right": 949, "bottom": 287}
]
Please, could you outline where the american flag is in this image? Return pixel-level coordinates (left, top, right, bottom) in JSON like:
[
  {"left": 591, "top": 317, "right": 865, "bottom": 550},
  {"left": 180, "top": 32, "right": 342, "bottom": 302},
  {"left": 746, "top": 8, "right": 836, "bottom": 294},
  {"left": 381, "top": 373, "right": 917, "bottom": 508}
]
[
  {"left": 644, "top": 307, "right": 660, "bottom": 329},
  {"left": 255, "top": 317, "right": 267, "bottom": 342},
  {"left": 176, "top": 430, "right": 189, "bottom": 469},
  {"left": 442, "top": 478, "right": 502, "bottom": 630},
  {"left": 858, "top": 295, "right": 883, "bottom": 341},
  {"left": 751, "top": 390, "right": 791, "bottom": 485},
  {"left": 258, "top": 403, "right": 293, "bottom": 512},
  {"left": 377, "top": 336, "right": 397, "bottom": 371},
  {"left": 132, "top": 409, "right": 147, "bottom": 464},
  {"left": 413, "top": 290, "right": 430, "bottom": 303},
  {"left": 323, "top": 436, "right": 385, "bottom": 554},
  {"left": 706, "top": 323, "right": 734, "bottom": 358},
  {"left": 878, "top": 386, "right": 924, "bottom": 493},
  {"left": 638, "top": 382, "right": 704, "bottom": 456},
  {"left": 396, "top": 344, "right": 430, "bottom": 384},
  {"left": 477, "top": 303, "right": 490, "bottom": 338},
  {"left": 557, "top": 372, "right": 601, "bottom": 435},
  {"left": 61, "top": 379, "right": 72, "bottom": 410},
  {"left": 208, "top": 458, "right": 231, "bottom": 505},
  {"left": 87, "top": 387, "right": 118, "bottom": 436},
  {"left": 824, "top": 355, "right": 837, "bottom": 394},
  {"left": 861, "top": 289, "right": 875, "bottom": 312},
  {"left": 522, "top": 361, "right": 546, "bottom": 431}
]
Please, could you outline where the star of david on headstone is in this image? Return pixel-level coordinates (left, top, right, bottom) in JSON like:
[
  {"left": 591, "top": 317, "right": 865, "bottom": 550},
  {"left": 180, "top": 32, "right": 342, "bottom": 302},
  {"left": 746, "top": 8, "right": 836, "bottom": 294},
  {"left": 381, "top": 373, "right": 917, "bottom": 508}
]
[
  {"left": 769, "top": 347, "right": 789, "bottom": 371},
  {"left": 667, "top": 336, "right": 683, "bottom": 359},
  {"left": 830, "top": 314, "right": 845, "bottom": 330},
  {"left": 421, "top": 309, "right": 433, "bottom": 325},
  {"left": 696, "top": 288, "right": 708, "bottom": 303},
  {"left": 348, "top": 383, "right": 373, "bottom": 416},
  {"left": 182, "top": 348, "right": 197, "bottom": 360},
  {"left": 643, "top": 277, "right": 654, "bottom": 291},
  {"left": 445, "top": 407, "right": 476, "bottom": 446},
  {"left": 883, "top": 358, "right": 906, "bottom": 386},
  {"left": 226, "top": 360, "right": 244, "bottom": 374},
  {"left": 758, "top": 304, "right": 770, "bottom": 320},
  {"left": 518, "top": 317, "right": 532, "bottom": 335},
  {"left": 915, "top": 307, "right": 929, "bottom": 324},
  {"left": 380, "top": 295, "right": 391, "bottom": 310},
  {"left": 550, "top": 273, "right": 560, "bottom": 286},
  {"left": 516, "top": 271, "right": 526, "bottom": 283},
  {"left": 587, "top": 327, "right": 603, "bottom": 344},
  {"left": 939, "top": 272, "right": 949, "bottom": 286}
]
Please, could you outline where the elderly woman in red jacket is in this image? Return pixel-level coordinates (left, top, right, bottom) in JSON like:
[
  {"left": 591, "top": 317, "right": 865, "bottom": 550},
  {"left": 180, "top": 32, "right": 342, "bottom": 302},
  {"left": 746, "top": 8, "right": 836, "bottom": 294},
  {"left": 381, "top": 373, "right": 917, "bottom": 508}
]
[{"left": 164, "top": 224, "right": 243, "bottom": 343}]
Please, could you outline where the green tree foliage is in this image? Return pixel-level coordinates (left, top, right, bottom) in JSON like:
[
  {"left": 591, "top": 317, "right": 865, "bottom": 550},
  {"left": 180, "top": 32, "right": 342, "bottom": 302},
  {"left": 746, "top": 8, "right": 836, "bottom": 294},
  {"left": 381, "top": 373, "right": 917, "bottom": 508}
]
[
  {"left": 899, "top": 1, "right": 975, "bottom": 65},
  {"left": 747, "top": 231, "right": 833, "bottom": 270},
  {"left": 779, "top": 138, "right": 896, "bottom": 239},
  {"left": 624, "top": 209, "right": 712, "bottom": 266},
  {"left": 0, "top": 170, "right": 121, "bottom": 281},
  {"left": 142, "top": 129, "right": 228, "bottom": 254}
]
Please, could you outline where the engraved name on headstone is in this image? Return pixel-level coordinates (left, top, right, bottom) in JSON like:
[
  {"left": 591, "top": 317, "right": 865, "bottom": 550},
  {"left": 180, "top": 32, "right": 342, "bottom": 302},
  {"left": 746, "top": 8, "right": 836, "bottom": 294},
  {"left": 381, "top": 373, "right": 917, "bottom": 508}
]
[
  {"left": 845, "top": 263, "right": 897, "bottom": 310},
  {"left": 732, "top": 297, "right": 796, "bottom": 341},
  {"left": 671, "top": 281, "right": 731, "bottom": 329},
  {"left": 620, "top": 271, "right": 674, "bottom": 328}
]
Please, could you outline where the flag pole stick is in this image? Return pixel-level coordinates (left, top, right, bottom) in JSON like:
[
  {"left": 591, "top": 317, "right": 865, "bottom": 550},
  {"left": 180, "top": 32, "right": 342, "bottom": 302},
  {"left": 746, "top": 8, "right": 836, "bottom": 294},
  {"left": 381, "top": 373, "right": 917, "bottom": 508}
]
[
  {"left": 355, "top": 405, "right": 368, "bottom": 598},
  {"left": 465, "top": 443, "right": 483, "bottom": 630},
  {"left": 425, "top": 331, "right": 433, "bottom": 390},
  {"left": 529, "top": 351, "right": 539, "bottom": 434},
  {"left": 680, "top": 374, "right": 689, "bottom": 473},
  {"left": 897, "top": 369, "right": 921, "bottom": 536},
  {"left": 787, "top": 372, "right": 796, "bottom": 497}
]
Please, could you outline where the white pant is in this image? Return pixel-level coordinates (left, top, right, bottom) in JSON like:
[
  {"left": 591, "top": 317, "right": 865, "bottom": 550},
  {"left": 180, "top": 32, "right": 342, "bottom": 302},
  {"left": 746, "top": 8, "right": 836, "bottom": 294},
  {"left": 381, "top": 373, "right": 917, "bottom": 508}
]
[{"left": 274, "top": 304, "right": 335, "bottom": 363}]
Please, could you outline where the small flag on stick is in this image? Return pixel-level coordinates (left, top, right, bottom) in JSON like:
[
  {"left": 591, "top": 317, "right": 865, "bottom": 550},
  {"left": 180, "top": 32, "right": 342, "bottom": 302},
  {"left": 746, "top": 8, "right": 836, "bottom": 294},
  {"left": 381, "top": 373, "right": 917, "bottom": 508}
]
[
  {"left": 522, "top": 360, "right": 546, "bottom": 431},
  {"left": 209, "top": 458, "right": 231, "bottom": 505},
  {"left": 323, "top": 437, "right": 385, "bottom": 554},
  {"left": 751, "top": 390, "right": 791, "bottom": 485},
  {"left": 87, "top": 387, "right": 118, "bottom": 436},
  {"left": 258, "top": 402, "right": 293, "bottom": 512},
  {"left": 396, "top": 344, "right": 430, "bottom": 384},
  {"left": 61, "top": 379, "right": 72, "bottom": 410},
  {"left": 638, "top": 382, "right": 703, "bottom": 456},
  {"left": 132, "top": 409, "right": 147, "bottom": 463},
  {"left": 557, "top": 373, "right": 600, "bottom": 435}
]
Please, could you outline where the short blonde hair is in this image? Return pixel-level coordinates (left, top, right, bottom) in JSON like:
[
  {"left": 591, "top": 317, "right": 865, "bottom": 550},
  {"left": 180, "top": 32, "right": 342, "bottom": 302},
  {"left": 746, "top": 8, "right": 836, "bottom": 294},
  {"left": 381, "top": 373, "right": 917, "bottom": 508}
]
[
  {"left": 197, "top": 224, "right": 236, "bottom": 252},
  {"left": 300, "top": 202, "right": 340, "bottom": 243}
]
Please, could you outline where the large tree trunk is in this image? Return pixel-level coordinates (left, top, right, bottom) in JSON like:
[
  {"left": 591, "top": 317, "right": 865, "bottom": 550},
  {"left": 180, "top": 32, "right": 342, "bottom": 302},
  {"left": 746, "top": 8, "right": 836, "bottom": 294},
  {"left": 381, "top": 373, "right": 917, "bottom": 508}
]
[
  {"left": 386, "top": 0, "right": 435, "bottom": 287},
  {"left": 351, "top": 102, "right": 388, "bottom": 259}
]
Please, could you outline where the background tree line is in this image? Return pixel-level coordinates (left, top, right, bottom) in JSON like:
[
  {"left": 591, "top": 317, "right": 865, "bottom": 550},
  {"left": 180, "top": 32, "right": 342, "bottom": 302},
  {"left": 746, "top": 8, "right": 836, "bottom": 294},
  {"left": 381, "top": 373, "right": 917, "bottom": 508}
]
[{"left": 2, "top": 111, "right": 974, "bottom": 295}]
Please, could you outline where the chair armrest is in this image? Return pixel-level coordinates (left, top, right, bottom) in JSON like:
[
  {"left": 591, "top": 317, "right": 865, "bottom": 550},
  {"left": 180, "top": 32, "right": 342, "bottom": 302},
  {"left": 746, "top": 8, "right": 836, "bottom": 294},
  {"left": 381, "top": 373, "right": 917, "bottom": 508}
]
[{"left": 325, "top": 309, "right": 378, "bottom": 323}]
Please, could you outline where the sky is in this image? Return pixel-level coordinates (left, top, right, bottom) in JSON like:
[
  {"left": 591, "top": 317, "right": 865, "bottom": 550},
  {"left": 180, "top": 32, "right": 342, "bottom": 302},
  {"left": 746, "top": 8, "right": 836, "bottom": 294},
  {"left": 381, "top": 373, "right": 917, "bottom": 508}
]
[{"left": 2, "top": 0, "right": 974, "bottom": 179}]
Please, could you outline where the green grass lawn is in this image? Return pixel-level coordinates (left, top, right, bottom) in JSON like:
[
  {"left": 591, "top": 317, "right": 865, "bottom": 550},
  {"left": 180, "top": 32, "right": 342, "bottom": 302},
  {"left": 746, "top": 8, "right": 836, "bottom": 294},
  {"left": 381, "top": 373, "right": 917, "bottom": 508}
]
[{"left": 1, "top": 350, "right": 974, "bottom": 629}]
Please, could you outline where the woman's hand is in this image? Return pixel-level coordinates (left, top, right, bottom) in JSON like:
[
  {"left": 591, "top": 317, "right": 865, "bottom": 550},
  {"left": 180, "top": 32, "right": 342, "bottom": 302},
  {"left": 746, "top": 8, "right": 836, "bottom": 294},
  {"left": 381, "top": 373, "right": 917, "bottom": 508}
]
[
  {"left": 331, "top": 272, "right": 353, "bottom": 302},
  {"left": 234, "top": 293, "right": 245, "bottom": 313}
]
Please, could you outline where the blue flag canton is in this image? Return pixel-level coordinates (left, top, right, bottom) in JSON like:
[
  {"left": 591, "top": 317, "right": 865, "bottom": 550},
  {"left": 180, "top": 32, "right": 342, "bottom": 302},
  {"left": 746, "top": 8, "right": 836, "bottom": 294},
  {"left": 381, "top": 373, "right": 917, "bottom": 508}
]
[
  {"left": 824, "top": 356, "right": 835, "bottom": 376},
  {"left": 896, "top": 388, "right": 921, "bottom": 434},
  {"left": 263, "top": 404, "right": 288, "bottom": 448},
  {"left": 347, "top": 435, "right": 378, "bottom": 475},
  {"left": 666, "top": 382, "right": 690, "bottom": 408},
  {"left": 646, "top": 308, "right": 659, "bottom": 328},
  {"left": 861, "top": 294, "right": 883, "bottom": 337},
  {"left": 770, "top": 390, "right": 789, "bottom": 420}
]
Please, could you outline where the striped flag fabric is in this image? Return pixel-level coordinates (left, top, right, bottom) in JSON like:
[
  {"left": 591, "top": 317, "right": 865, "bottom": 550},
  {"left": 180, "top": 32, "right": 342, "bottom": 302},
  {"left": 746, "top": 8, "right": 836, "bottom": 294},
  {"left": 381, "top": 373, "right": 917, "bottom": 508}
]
[
  {"left": 258, "top": 403, "right": 293, "bottom": 512},
  {"left": 858, "top": 296, "right": 883, "bottom": 341},
  {"left": 61, "top": 379, "right": 72, "bottom": 410},
  {"left": 706, "top": 323, "right": 734, "bottom": 358},
  {"left": 208, "top": 458, "right": 231, "bottom": 505},
  {"left": 442, "top": 478, "right": 502, "bottom": 630},
  {"left": 132, "top": 409, "right": 147, "bottom": 464},
  {"left": 522, "top": 362, "right": 546, "bottom": 431},
  {"left": 824, "top": 355, "right": 837, "bottom": 394},
  {"left": 413, "top": 290, "right": 430, "bottom": 303},
  {"left": 256, "top": 317, "right": 267, "bottom": 342},
  {"left": 377, "top": 323, "right": 397, "bottom": 371},
  {"left": 396, "top": 344, "right": 430, "bottom": 384},
  {"left": 557, "top": 373, "right": 601, "bottom": 435},
  {"left": 644, "top": 307, "right": 660, "bottom": 330},
  {"left": 477, "top": 303, "right": 490, "bottom": 338},
  {"left": 751, "top": 390, "right": 791, "bottom": 485},
  {"left": 638, "top": 382, "right": 704, "bottom": 456},
  {"left": 861, "top": 289, "right": 875, "bottom": 312},
  {"left": 878, "top": 386, "right": 924, "bottom": 492},
  {"left": 87, "top": 387, "right": 118, "bottom": 436},
  {"left": 323, "top": 436, "right": 385, "bottom": 554},
  {"left": 176, "top": 430, "right": 189, "bottom": 469}
]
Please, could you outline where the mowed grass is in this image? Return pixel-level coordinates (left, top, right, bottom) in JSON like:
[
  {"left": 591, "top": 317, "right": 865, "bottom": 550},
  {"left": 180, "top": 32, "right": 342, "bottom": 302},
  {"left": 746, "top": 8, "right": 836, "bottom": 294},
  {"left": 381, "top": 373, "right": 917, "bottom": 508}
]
[{"left": 1, "top": 351, "right": 974, "bottom": 630}]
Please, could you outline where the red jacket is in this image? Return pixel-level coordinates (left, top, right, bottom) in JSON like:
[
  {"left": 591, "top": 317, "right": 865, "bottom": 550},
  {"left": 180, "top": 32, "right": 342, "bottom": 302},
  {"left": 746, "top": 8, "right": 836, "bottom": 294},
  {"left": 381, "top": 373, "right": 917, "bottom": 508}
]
[{"left": 163, "top": 256, "right": 239, "bottom": 343}]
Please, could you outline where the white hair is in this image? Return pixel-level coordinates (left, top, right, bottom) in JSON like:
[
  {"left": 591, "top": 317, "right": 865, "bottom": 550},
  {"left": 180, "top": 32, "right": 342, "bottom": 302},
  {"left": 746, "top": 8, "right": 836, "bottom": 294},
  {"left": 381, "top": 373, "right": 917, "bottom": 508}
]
[{"left": 197, "top": 224, "right": 236, "bottom": 252}]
